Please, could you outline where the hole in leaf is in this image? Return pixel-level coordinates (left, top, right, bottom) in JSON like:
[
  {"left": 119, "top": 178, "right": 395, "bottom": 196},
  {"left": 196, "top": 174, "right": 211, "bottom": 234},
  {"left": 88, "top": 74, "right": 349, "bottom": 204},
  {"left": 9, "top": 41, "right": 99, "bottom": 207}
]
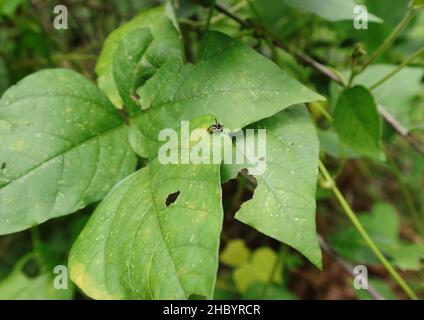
[
  {"left": 221, "top": 168, "right": 257, "bottom": 215},
  {"left": 1, "top": 162, "right": 5, "bottom": 170},
  {"left": 22, "top": 257, "right": 40, "bottom": 278},
  {"left": 165, "top": 191, "right": 180, "bottom": 207},
  {"left": 221, "top": 169, "right": 258, "bottom": 240}
]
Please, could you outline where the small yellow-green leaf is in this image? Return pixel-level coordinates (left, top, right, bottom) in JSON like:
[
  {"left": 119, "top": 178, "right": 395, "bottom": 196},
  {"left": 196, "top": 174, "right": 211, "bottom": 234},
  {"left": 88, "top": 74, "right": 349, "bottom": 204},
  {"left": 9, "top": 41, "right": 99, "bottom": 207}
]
[
  {"left": 233, "top": 247, "right": 282, "bottom": 293},
  {"left": 220, "top": 239, "right": 251, "bottom": 267}
]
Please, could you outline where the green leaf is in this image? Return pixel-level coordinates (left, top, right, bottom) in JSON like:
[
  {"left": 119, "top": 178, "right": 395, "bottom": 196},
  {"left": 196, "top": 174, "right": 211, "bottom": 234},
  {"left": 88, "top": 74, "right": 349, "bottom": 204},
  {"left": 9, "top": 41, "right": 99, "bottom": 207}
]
[
  {"left": 356, "top": 279, "right": 398, "bottom": 300},
  {"left": 330, "top": 202, "right": 424, "bottom": 271},
  {"left": 69, "top": 115, "right": 224, "bottom": 300},
  {"left": 333, "top": 85, "right": 385, "bottom": 161},
  {"left": 0, "top": 255, "right": 74, "bottom": 300},
  {"left": 352, "top": 64, "right": 424, "bottom": 131},
  {"left": 221, "top": 106, "right": 322, "bottom": 268},
  {"left": 282, "top": 0, "right": 382, "bottom": 22},
  {"left": 0, "top": 69, "right": 137, "bottom": 235},
  {"left": 95, "top": 4, "right": 183, "bottom": 108},
  {"left": 318, "top": 129, "right": 360, "bottom": 159},
  {"left": 233, "top": 247, "right": 282, "bottom": 293},
  {"left": 130, "top": 31, "right": 324, "bottom": 158},
  {"left": 220, "top": 239, "right": 251, "bottom": 267},
  {"left": 113, "top": 28, "right": 154, "bottom": 115},
  {"left": 0, "top": 0, "right": 26, "bottom": 17}
]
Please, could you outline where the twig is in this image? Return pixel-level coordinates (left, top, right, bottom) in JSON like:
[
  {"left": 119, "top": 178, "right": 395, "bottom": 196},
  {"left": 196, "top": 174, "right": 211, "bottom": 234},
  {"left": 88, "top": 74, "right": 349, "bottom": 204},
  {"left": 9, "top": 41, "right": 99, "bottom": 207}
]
[
  {"left": 361, "top": 6, "right": 416, "bottom": 71},
  {"left": 208, "top": 2, "right": 424, "bottom": 156},
  {"left": 317, "top": 234, "right": 385, "bottom": 300},
  {"left": 378, "top": 105, "right": 424, "bottom": 155},
  {"left": 319, "top": 160, "right": 418, "bottom": 300}
]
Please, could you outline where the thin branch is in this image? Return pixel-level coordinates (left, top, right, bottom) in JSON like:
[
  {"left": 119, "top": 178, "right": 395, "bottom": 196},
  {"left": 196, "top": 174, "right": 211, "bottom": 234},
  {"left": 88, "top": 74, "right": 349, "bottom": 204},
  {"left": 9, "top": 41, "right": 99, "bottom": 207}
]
[
  {"left": 207, "top": 2, "right": 424, "bottom": 156},
  {"left": 319, "top": 160, "right": 418, "bottom": 300},
  {"left": 213, "top": 3, "right": 345, "bottom": 83},
  {"left": 317, "top": 234, "right": 385, "bottom": 300},
  {"left": 378, "top": 105, "right": 424, "bottom": 155},
  {"left": 361, "top": 6, "right": 416, "bottom": 71},
  {"left": 369, "top": 46, "right": 424, "bottom": 90}
]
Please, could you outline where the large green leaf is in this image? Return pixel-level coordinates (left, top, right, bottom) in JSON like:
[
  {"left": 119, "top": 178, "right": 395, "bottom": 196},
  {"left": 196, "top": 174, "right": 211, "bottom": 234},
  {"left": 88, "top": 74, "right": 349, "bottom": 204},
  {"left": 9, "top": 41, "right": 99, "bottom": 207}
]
[
  {"left": 221, "top": 106, "right": 322, "bottom": 268},
  {"left": 69, "top": 116, "right": 224, "bottom": 299},
  {"left": 96, "top": 4, "right": 183, "bottom": 108},
  {"left": 130, "top": 31, "right": 324, "bottom": 158},
  {"left": 333, "top": 85, "right": 385, "bottom": 161},
  {"left": 282, "top": 0, "right": 382, "bottom": 22},
  {"left": 113, "top": 28, "right": 154, "bottom": 115},
  {"left": 0, "top": 69, "right": 137, "bottom": 235},
  {"left": 352, "top": 64, "right": 424, "bottom": 131}
]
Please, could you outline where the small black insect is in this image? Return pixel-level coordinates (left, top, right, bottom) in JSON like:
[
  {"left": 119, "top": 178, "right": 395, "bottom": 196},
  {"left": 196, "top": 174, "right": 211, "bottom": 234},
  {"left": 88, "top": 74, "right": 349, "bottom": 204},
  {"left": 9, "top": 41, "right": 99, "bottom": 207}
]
[{"left": 207, "top": 119, "right": 224, "bottom": 134}]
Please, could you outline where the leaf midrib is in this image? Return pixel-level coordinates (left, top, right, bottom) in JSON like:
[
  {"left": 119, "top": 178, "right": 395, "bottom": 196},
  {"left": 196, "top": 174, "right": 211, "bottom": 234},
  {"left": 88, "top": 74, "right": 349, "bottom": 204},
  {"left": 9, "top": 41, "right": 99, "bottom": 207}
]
[{"left": 0, "top": 115, "right": 129, "bottom": 190}]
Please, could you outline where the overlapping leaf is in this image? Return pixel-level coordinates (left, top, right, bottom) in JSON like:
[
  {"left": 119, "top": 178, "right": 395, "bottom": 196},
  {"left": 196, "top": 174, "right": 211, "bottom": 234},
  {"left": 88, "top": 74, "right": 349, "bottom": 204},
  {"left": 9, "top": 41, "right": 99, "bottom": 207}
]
[
  {"left": 352, "top": 64, "right": 424, "bottom": 131},
  {"left": 95, "top": 4, "right": 183, "bottom": 108},
  {"left": 129, "top": 31, "right": 324, "bottom": 157},
  {"left": 69, "top": 116, "right": 224, "bottom": 299},
  {"left": 113, "top": 28, "right": 154, "bottom": 115},
  {"left": 221, "top": 106, "right": 322, "bottom": 268}
]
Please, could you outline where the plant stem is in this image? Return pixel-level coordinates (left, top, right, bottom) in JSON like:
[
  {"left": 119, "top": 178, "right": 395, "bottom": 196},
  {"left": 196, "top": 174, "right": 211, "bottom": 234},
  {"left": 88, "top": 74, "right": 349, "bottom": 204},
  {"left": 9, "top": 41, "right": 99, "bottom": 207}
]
[
  {"left": 369, "top": 46, "right": 424, "bottom": 90},
  {"left": 361, "top": 6, "right": 416, "bottom": 71},
  {"left": 318, "top": 160, "right": 418, "bottom": 300},
  {"left": 204, "top": 0, "right": 217, "bottom": 31},
  {"left": 317, "top": 234, "right": 385, "bottom": 300}
]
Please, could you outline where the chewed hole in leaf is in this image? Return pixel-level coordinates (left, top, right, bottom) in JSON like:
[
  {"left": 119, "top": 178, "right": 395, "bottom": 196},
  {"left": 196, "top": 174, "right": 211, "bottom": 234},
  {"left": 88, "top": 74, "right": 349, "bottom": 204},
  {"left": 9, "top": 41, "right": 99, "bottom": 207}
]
[
  {"left": 221, "top": 169, "right": 257, "bottom": 215},
  {"left": 1, "top": 162, "right": 5, "bottom": 170},
  {"left": 165, "top": 191, "right": 180, "bottom": 207}
]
